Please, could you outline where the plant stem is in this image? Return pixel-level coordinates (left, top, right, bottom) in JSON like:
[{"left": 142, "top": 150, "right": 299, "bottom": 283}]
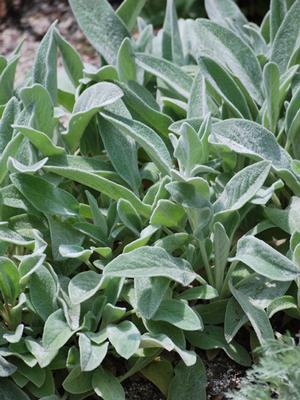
[
  {"left": 220, "top": 261, "right": 238, "bottom": 298},
  {"left": 199, "top": 240, "right": 214, "bottom": 286},
  {"left": 272, "top": 192, "right": 282, "bottom": 208}
]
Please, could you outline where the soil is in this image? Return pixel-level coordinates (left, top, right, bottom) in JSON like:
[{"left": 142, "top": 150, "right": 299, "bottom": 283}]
[
  {"left": 205, "top": 355, "right": 245, "bottom": 400},
  {"left": 0, "top": 0, "right": 98, "bottom": 86},
  {"left": 0, "top": 1, "right": 245, "bottom": 399},
  {"left": 86, "top": 352, "right": 244, "bottom": 400}
]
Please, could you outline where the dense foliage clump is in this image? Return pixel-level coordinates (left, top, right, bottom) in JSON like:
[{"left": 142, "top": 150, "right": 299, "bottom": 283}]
[
  {"left": 0, "top": 0, "right": 300, "bottom": 398},
  {"left": 230, "top": 334, "right": 300, "bottom": 400}
]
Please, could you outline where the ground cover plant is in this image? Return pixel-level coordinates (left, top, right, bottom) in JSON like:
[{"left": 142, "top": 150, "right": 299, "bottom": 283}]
[
  {"left": 0, "top": 0, "right": 300, "bottom": 398},
  {"left": 229, "top": 334, "right": 300, "bottom": 399}
]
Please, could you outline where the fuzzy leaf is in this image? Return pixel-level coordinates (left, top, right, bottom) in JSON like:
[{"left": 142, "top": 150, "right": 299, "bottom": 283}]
[
  {"left": 152, "top": 300, "right": 203, "bottom": 331},
  {"left": 104, "top": 246, "right": 197, "bottom": 285},
  {"left": 11, "top": 173, "right": 79, "bottom": 216},
  {"left": 69, "top": 0, "right": 129, "bottom": 64},
  {"left": 92, "top": 368, "right": 125, "bottom": 400},
  {"left": 232, "top": 236, "right": 300, "bottom": 281},
  {"left": 107, "top": 321, "right": 141, "bottom": 359},
  {"left": 271, "top": 0, "right": 300, "bottom": 72},
  {"left": 189, "top": 19, "right": 263, "bottom": 104},
  {"left": 214, "top": 161, "right": 271, "bottom": 213},
  {"left": 63, "top": 82, "right": 124, "bottom": 151}
]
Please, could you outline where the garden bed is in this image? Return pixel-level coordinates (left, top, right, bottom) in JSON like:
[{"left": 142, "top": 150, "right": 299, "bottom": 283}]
[{"left": 0, "top": 0, "right": 299, "bottom": 399}]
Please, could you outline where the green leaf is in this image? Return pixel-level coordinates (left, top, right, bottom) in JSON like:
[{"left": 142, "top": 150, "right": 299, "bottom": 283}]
[
  {"left": 13, "top": 125, "right": 64, "bottom": 156},
  {"left": 190, "top": 19, "right": 263, "bottom": 104},
  {"left": 8, "top": 157, "right": 48, "bottom": 173},
  {"left": 19, "top": 84, "right": 55, "bottom": 138},
  {"left": 210, "top": 119, "right": 291, "bottom": 169},
  {"left": 104, "top": 246, "right": 197, "bottom": 285},
  {"left": 32, "top": 24, "right": 57, "bottom": 104},
  {"left": 287, "top": 87, "right": 300, "bottom": 132},
  {"left": 118, "top": 81, "right": 173, "bottom": 137},
  {"left": 26, "top": 368, "right": 55, "bottom": 398},
  {"left": 267, "top": 295, "right": 297, "bottom": 318},
  {"left": 232, "top": 236, "right": 300, "bottom": 281},
  {"left": 117, "top": 198, "right": 142, "bottom": 235},
  {"left": 79, "top": 334, "right": 108, "bottom": 371},
  {"left": 166, "top": 178, "right": 212, "bottom": 236},
  {"left": 92, "top": 367, "right": 125, "bottom": 400},
  {"left": 198, "top": 56, "right": 251, "bottom": 119},
  {"left": 98, "top": 115, "right": 141, "bottom": 194},
  {"left": 135, "top": 277, "right": 170, "bottom": 319},
  {"left": 0, "top": 225, "right": 33, "bottom": 246},
  {"left": 0, "top": 257, "right": 20, "bottom": 304},
  {"left": 174, "top": 123, "right": 202, "bottom": 175},
  {"left": 117, "top": 38, "right": 136, "bottom": 82},
  {"left": 59, "top": 244, "right": 92, "bottom": 262},
  {"left": 270, "top": 0, "right": 287, "bottom": 42},
  {"left": 85, "top": 191, "right": 108, "bottom": 237},
  {"left": 229, "top": 280, "right": 274, "bottom": 345},
  {"left": 23, "top": 339, "right": 53, "bottom": 368},
  {"left": 84, "top": 64, "right": 118, "bottom": 82},
  {"left": 0, "top": 379, "right": 30, "bottom": 399},
  {"left": 230, "top": 272, "right": 290, "bottom": 312},
  {"left": 11, "top": 173, "right": 79, "bottom": 216},
  {"left": 13, "top": 359, "right": 46, "bottom": 387},
  {"left": 210, "top": 119, "right": 300, "bottom": 194},
  {"left": 167, "top": 357, "right": 207, "bottom": 400},
  {"left": 0, "top": 56, "right": 18, "bottom": 105},
  {"left": 54, "top": 28, "right": 83, "bottom": 86},
  {"left": 214, "top": 161, "right": 271, "bottom": 213},
  {"left": 176, "top": 285, "right": 218, "bottom": 301},
  {"left": 152, "top": 299, "right": 203, "bottom": 331},
  {"left": 0, "top": 97, "right": 20, "bottom": 153},
  {"left": 116, "top": 0, "right": 146, "bottom": 31},
  {"left": 186, "top": 326, "right": 251, "bottom": 366},
  {"left": 69, "top": 0, "right": 129, "bottom": 64},
  {"left": 141, "top": 360, "right": 173, "bottom": 396},
  {"left": 48, "top": 215, "right": 84, "bottom": 261},
  {"left": 187, "top": 71, "right": 209, "bottom": 119},
  {"left": 63, "top": 82, "right": 124, "bottom": 152},
  {"left": 29, "top": 265, "right": 58, "bottom": 321},
  {"left": 162, "top": 0, "right": 184, "bottom": 65},
  {"left": 204, "top": 0, "right": 247, "bottom": 35},
  {"left": 286, "top": 88, "right": 300, "bottom": 156},
  {"left": 264, "top": 198, "right": 300, "bottom": 234},
  {"left": 101, "top": 303, "right": 126, "bottom": 327},
  {"left": 0, "top": 132, "right": 23, "bottom": 185},
  {"left": 107, "top": 321, "right": 141, "bottom": 359},
  {"left": 0, "top": 355, "right": 17, "bottom": 377},
  {"left": 44, "top": 164, "right": 151, "bottom": 218},
  {"left": 42, "top": 309, "right": 74, "bottom": 350},
  {"left": 101, "top": 111, "right": 173, "bottom": 175},
  {"left": 224, "top": 298, "right": 247, "bottom": 343},
  {"left": 166, "top": 178, "right": 210, "bottom": 209},
  {"left": 3, "top": 324, "right": 24, "bottom": 344},
  {"left": 135, "top": 53, "right": 193, "bottom": 98},
  {"left": 214, "top": 222, "right": 230, "bottom": 292},
  {"left": 19, "top": 254, "right": 46, "bottom": 285},
  {"left": 271, "top": 0, "right": 300, "bottom": 72},
  {"left": 263, "top": 62, "right": 280, "bottom": 131},
  {"left": 63, "top": 367, "right": 93, "bottom": 394},
  {"left": 150, "top": 199, "right": 186, "bottom": 228},
  {"left": 68, "top": 271, "right": 102, "bottom": 305}
]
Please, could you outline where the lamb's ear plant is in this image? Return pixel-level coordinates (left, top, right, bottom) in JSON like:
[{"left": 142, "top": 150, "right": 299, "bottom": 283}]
[{"left": 1, "top": 0, "right": 300, "bottom": 398}]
